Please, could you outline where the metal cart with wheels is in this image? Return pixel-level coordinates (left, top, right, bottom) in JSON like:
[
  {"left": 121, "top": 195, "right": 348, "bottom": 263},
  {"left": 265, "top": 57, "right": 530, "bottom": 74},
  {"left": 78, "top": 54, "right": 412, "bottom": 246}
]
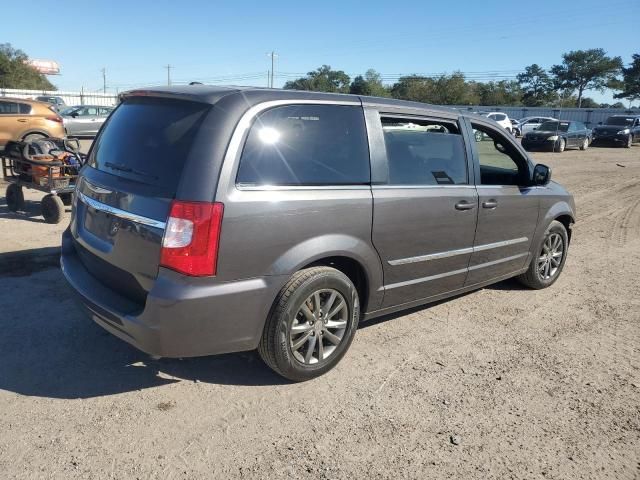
[{"left": 2, "top": 138, "right": 85, "bottom": 224}]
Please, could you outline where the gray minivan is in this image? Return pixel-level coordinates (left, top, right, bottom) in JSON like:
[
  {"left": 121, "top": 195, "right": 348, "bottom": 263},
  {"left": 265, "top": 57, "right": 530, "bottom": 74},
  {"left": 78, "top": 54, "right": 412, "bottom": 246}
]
[{"left": 61, "top": 86, "right": 575, "bottom": 381}]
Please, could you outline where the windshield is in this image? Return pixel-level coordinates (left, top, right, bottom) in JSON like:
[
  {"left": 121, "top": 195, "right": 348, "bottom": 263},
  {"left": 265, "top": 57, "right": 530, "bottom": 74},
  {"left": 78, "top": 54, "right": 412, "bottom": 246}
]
[
  {"left": 538, "top": 121, "right": 569, "bottom": 132},
  {"left": 604, "top": 116, "right": 634, "bottom": 126},
  {"left": 88, "top": 97, "right": 210, "bottom": 197}
]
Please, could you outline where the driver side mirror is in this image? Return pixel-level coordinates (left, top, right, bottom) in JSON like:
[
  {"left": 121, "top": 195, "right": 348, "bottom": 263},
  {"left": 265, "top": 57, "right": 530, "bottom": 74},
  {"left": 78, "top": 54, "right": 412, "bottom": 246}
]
[
  {"left": 533, "top": 164, "right": 551, "bottom": 186},
  {"left": 70, "top": 111, "right": 79, "bottom": 118}
]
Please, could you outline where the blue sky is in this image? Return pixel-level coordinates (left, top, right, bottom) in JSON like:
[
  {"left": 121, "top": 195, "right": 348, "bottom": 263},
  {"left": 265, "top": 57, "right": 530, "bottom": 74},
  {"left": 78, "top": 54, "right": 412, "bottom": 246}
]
[{"left": 5, "top": 0, "right": 638, "bottom": 103}]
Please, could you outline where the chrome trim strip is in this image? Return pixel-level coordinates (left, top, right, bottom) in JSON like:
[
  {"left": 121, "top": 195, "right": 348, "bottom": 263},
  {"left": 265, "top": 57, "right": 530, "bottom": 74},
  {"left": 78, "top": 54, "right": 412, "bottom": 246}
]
[
  {"left": 236, "top": 185, "right": 371, "bottom": 191},
  {"left": 388, "top": 237, "right": 528, "bottom": 266},
  {"left": 77, "top": 191, "right": 166, "bottom": 229},
  {"left": 468, "top": 252, "right": 528, "bottom": 271},
  {"left": 385, "top": 267, "right": 468, "bottom": 290},
  {"left": 472, "top": 237, "right": 529, "bottom": 253},
  {"left": 372, "top": 185, "right": 476, "bottom": 190},
  {"left": 385, "top": 252, "right": 529, "bottom": 290}
]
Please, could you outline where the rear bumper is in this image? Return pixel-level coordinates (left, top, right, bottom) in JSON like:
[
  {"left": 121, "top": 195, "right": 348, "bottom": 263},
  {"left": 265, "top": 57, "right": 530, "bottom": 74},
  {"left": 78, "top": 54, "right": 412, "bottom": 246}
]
[{"left": 61, "top": 228, "right": 286, "bottom": 358}]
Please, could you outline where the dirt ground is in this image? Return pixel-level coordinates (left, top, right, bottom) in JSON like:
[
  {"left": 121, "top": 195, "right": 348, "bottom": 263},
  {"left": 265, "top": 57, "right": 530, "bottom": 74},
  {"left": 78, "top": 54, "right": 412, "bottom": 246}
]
[{"left": 0, "top": 142, "right": 639, "bottom": 479}]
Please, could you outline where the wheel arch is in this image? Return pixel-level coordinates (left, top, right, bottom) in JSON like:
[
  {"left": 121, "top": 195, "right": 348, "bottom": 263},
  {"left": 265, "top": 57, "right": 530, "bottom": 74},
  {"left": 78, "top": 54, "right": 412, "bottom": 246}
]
[
  {"left": 302, "top": 256, "right": 370, "bottom": 314},
  {"left": 554, "top": 213, "right": 574, "bottom": 243},
  {"left": 20, "top": 129, "right": 50, "bottom": 140},
  {"left": 270, "top": 234, "right": 384, "bottom": 313}
]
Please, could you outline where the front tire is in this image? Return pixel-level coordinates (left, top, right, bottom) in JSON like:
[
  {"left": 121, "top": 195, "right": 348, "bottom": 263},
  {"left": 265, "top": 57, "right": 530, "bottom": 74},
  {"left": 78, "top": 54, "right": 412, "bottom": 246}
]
[
  {"left": 517, "top": 220, "right": 568, "bottom": 289},
  {"left": 555, "top": 138, "right": 566, "bottom": 153},
  {"left": 258, "top": 267, "right": 360, "bottom": 381},
  {"left": 580, "top": 137, "right": 589, "bottom": 150},
  {"left": 624, "top": 135, "right": 632, "bottom": 148}
]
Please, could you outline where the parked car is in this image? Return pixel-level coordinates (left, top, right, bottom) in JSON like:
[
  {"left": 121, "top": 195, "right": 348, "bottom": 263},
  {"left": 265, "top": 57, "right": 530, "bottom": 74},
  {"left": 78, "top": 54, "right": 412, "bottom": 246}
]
[
  {"left": 62, "top": 105, "right": 114, "bottom": 137},
  {"left": 0, "top": 97, "right": 65, "bottom": 149},
  {"left": 591, "top": 115, "right": 640, "bottom": 148},
  {"left": 521, "top": 120, "right": 590, "bottom": 152},
  {"left": 483, "top": 112, "right": 513, "bottom": 134},
  {"left": 35, "top": 96, "right": 66, "bottom": 112},
  {"left": 516, "top": 116, "right": 558, "bottom": 137},
  {"left": 61, "top": 86, "right": 575, "bottom": 381}
]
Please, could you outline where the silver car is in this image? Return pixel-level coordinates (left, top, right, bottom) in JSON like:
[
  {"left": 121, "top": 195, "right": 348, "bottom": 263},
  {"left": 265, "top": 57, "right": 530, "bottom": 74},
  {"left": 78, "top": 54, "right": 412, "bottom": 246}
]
[
  {"left": 62, "top": 105, "right": 113, "bottom": 137},
  {"left": 517, "top": 116, "right": 558, "bottom": 136}
]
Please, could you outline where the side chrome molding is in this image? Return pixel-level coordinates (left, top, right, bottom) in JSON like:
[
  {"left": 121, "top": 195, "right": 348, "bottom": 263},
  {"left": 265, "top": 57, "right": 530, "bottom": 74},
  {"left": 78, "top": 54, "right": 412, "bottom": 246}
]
[{"left": 388, "top": 237, "right": 529, "bottom": 266}]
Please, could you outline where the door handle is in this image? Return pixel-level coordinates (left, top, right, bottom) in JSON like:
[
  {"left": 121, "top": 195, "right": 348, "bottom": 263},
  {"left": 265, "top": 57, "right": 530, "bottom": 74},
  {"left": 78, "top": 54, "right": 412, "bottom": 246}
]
[
  {"left": 482, "top": 199, "right": 498, "bottom": 209},
  {"left": 17, "top": 119, "right": 27, "bottom": 123},
  {"left": 455, "top": 200, "right": 475, "bottom": 211}
]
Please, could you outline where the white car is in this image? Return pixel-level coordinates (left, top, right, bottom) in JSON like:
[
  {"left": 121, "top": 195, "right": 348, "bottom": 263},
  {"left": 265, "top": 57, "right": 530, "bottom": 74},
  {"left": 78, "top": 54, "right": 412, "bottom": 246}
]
[{"left": 483, "top": 112, "right": 513, "bottom": 134}]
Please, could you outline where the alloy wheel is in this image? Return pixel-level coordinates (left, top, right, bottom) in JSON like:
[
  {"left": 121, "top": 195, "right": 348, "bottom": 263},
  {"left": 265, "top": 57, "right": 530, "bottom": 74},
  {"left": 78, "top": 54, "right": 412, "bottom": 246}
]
[
  {"left": 538, "top": 232, "right": 564, "bottom": 280},
  {"left": 289, "top": 289, "right": 348, "bottom": 365}
]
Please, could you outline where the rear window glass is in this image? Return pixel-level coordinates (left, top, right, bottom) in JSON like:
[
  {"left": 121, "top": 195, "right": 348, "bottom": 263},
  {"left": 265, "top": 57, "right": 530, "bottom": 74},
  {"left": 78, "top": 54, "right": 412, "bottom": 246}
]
[
  {"left": 88, "top": 97, "right": 210, "bottom": 196},
  {"left": 236, "top": 104, "right": 370, "bottom": 186}
]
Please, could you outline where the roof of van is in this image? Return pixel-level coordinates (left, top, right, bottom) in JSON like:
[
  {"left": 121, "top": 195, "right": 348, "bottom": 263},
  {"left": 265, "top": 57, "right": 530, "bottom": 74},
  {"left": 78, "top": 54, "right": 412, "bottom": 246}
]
[{"left": 120, "top": 85, "right": 461, "bottom": 116}]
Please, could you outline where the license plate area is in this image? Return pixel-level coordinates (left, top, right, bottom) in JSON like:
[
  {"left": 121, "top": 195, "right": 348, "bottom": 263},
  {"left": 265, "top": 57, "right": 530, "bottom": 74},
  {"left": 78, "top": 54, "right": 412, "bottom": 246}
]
[{"left": 84, "top": 207, "right": 118, "bottom": 244}]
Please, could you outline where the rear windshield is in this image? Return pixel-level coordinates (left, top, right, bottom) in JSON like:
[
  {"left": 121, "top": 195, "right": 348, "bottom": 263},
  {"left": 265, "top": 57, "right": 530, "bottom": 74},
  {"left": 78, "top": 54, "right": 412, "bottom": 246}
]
[
  {"left": 539, "top": 121, "right": 569, "bottom": 132},
  {"left": 88, "top": 97, "right": 210, "bottom": 196}
]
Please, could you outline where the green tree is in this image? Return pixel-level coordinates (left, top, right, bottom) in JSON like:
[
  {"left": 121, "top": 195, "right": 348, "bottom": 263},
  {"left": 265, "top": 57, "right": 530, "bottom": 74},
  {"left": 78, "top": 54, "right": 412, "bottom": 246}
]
[
  {"left": 476, "top": 80, "right": 522, "bottom": 106},
  {"left": 578, "top": 97, "right": 599, "bottom": 108},
  {"left": 517, "top": 64, "right": 556, "bottom": 106},
  {"left": 550, "top": 49, "right": 622, "bottom": 108},
  {"left": 610, "top": 101, "right": 626, "bottom": 109},
  {"left": 0, "top": 43, "right": 55, "bottom": 90},
  {"left": 613, "top": 53, "right": 640, "bottom": 103},
  {"left": 391, "top": 72, "right": 479, "bottom": 105},
  {"left": 390, "top": 75, "right": 431, "bottom": 102},
  {"left": 349, "top": 69, "right": 389, "bottom": 97},
  {"left": 283, "top": 65, "right": 350, "bottom": 93}
]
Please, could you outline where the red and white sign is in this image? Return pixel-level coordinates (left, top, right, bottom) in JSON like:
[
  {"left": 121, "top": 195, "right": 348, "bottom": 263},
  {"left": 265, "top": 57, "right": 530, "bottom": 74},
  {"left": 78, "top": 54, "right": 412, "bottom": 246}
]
[{"left": 25, "top": 59, "right": 60, "bottom": 75}]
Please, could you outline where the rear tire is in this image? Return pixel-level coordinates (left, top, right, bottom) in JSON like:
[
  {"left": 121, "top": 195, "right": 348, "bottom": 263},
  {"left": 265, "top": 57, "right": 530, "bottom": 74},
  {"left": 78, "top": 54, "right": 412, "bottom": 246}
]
[
  {"left": 517, "top": 220, "right": 568, "bottom": 289},
  {"left": 6, "top": 184, "right": 25, "bottom": 212},
  {"left": 258, "top": 266, "right": 360, "bottom": 381},
  {"left": 41, "top": 194, "right": 65, "bottom": 224}
]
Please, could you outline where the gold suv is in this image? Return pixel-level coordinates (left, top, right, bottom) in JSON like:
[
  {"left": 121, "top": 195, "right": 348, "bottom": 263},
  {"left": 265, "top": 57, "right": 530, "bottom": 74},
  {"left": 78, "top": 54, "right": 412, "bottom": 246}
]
[{"left": 0, "top": 97, "right": 65, "bottom": 149}]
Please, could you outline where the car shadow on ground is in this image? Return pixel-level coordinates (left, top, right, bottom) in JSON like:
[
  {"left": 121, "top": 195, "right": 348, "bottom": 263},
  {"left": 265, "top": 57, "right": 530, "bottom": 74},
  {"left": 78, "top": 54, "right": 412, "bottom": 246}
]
[
  {"left": 0, "top": 261, "right": 526, "bottom": 399},
  {"left": 0, "top": 198, "right": 47, "bottom": 223},
  {"left": 0, "top": 264, "right": 288, "bottom": 400}
]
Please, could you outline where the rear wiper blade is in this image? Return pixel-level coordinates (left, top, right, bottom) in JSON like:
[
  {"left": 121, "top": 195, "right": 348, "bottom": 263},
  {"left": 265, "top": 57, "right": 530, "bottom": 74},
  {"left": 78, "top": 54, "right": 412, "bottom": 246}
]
[{"left": 105, "top": 162, "right": 158, "bottom": 180}]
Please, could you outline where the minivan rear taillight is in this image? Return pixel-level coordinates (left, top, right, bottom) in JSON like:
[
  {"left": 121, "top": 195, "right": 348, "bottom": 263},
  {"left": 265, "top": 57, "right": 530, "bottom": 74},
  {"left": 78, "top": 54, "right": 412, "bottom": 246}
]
[{"left": 160, "top": 201, "right": 224, "bottom": 276}]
